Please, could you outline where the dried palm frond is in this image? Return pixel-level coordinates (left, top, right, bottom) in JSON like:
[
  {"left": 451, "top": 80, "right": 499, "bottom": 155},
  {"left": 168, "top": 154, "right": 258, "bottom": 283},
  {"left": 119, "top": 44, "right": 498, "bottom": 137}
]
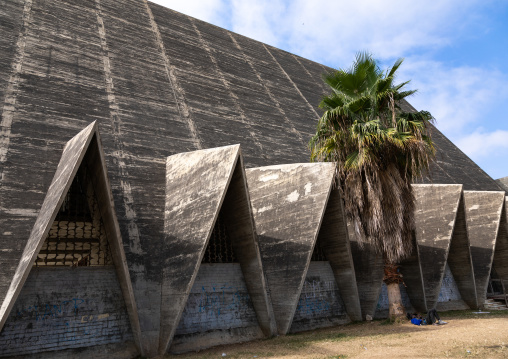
[{"left": 310, "top": 52, "right": 435, "bottom": 264}]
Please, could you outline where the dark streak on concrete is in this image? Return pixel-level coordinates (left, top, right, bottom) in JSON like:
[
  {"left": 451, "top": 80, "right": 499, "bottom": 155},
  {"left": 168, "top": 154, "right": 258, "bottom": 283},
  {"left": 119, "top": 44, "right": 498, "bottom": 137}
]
[
  {"left": 246, "top": 163, "right": 336, "bottom": 334},
  {"left": 464, "top": 191, "right": 505, "bottom": 305},
  {"left": 161, "top": 145, "right": 273, "bottom": 355}
]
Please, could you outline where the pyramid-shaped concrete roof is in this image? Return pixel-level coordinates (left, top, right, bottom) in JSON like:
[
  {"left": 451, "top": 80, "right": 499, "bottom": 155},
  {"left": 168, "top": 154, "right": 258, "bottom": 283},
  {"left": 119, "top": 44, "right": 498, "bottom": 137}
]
[{"left": 0, "top": 1, "right": 504, "bottom": 354}]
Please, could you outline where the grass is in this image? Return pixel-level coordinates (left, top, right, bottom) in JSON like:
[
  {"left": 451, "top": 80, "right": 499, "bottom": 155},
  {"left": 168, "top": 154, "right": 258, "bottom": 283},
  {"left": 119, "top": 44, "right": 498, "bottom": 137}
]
[
  {"left": 169, "top": 310, "right": 508, "bottom": 359},
  {"left": 440, "top": 309, "right": 508, "bottom": 319}
]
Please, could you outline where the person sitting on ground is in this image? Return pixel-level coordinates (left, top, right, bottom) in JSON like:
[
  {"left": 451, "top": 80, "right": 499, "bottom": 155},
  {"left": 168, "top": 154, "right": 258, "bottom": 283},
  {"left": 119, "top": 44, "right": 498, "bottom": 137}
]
[
  {"left": 410, "top": 313, "right": 423, "bottom": 326},
  {"left": 426, "top": 308, "right": 447, "bottom": 325},
  {"left": 408, "top": 310, "right": 447, "bottom": 326}
]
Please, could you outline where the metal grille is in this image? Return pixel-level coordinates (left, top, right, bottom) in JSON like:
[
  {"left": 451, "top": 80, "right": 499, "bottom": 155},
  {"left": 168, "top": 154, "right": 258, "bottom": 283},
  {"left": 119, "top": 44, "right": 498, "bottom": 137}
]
[
  {"left": 311, "top": 237, "right": 327, "bottom": 261},
  {"left": 202, "top": 213, "right": 237, "bottom": 263},
  {"left": 35, "top": 165, "right": 112, "bottom": 267}
]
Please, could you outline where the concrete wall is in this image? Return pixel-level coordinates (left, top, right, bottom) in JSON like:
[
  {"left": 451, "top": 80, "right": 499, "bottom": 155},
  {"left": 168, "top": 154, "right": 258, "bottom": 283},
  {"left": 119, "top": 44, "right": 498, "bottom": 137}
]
[
  {"left": 375, "top": 264, "right": 469, "bottom": 317},
  {"left": 290, "top": 262, "right": 350, "bottom": 333},
  {"left": 0, "top": 0, "right": 505, "bottom": 355},
  {"left": 374, "top": 284, "right": 414, "bottom": 319},
  {"left": 495, "top": 177, "right": 508, "bottom": 193},
  {"left": 169, "top": 263, "right": 264, "bottom": 353},
  {"left": 245, "top": 163, "right": 336, "bottom": 335},
  {"left": 436, "top": 264, "right": 469, "bottom": 311},
  {"left": 161, "top": 146, "right": 274, "bottom": 355},
  {"left": 0, "top": 267, "right": 133, "bottom": 357},
  {"left": 464, "top": 191, "right": 505, "bottom": 305}
]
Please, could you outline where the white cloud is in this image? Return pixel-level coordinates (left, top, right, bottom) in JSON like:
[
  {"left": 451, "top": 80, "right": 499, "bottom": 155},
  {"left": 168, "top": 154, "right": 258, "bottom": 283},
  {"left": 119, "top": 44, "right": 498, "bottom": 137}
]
[
  {"left": 150, "top": 1, "right": 489, "bottom": 66},
  {"left": 151, "top": 1, "right": 484, "bottom": 65},
  {"left": 283, "top": 0, "right": 464, "bottom": 65},
  {"left": 456, "top": 130, "right": 508, "bottom": 159},
  {"left": 229, "top": 0, "right": 287, "bottom": 46},
  {"left": 150, "top": 0, "right": 228, "bottom": 27},
  {"left": 148, "top": 0, "right": 508, "bottom": 178},
  {"left": 455, "top": 129, "right": 508, "bottom": 179},
  {"left": 398, "top": 59, "right": 508, "bottom": 134},
  {"left": 396, "top": 59, "right": 508, "bottom": 175}
]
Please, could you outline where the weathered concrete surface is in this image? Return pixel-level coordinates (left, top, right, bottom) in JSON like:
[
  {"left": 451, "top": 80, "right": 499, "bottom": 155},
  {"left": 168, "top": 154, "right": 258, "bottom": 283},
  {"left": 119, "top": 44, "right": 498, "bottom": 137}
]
[
  {"left": 289, "top": 262, "right": 350, "bottom": 333},
  {"left": 413, "top": 184, "right": 477, "bottom": 310},
  {"left": 0, "top": 0, "right": 505, "bottom": 356},
  {"left": 495, "top": 177, "right": 508, "bottom": 193},
  {"left": 0, "top": 267, "right": 134, "bottom": 357},
  {"left": 246, "top": 163, "right": 337, "bottom": 334},
  {"left": 0, "top": 123, "right": 96, "bottom": 332},
  {"left": 317, "top": 189, "right": 362, "bottom": 321},
  {"left": 170, "top": 263, "right": 265, "bottom": 354},
  {"left": 447, "top": 192, "right": 478, "bottom": 309},
  {"left": 0, "top": 0, "right": 115, "bottom": 316},
  {"left": 161, "top": 145, "right": 274, "bottom": 354},
  {"left": 0, "top": 122, "right": 142, "bottom": 354},
  {"left": 436, "top": 264, "right": 469, "bottom": 311},
  {"left": 399, "top": 234, "right": 427, "bottom": 312},
  {"left": 492, "top": 198, "right": 508, "bottom": 283},
  {"left": 464, "top": 191, "right": 505, "bottom": 305},
  {"left": 374, "top": 283, "right": 414, "bottom": 319},
  {"left": 349, "top": 233, "right": 385, "bottom": 320}
]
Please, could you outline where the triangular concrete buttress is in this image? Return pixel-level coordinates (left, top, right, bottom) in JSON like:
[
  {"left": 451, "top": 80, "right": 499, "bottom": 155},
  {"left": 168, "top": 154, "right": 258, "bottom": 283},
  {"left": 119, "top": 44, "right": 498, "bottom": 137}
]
[
  {"left": 160, "top": 145, "right": 276, "bottom": 355},
  {"left": 246, "top": 163, "right": 360, "bottom": 334},
  {"left": 318, "top": 189, "right": 362, "bottom": 322},
  {"left": 399, "top": 233, "right": 427, "bottom": 313},
  {"left": 413, "top": 184, "right": 477, "bottom": 310},
  {"left": 0, "top": 122, "right": 142, "bottom": 352},
  {"left": 491, "top": 198, "right": 508, "bottom": 291},
  {"left": 348, "top": 227, "right": 385, "bottom": 320},
  {"left": 447, "top": 193, "right": 478, "bottom": 308},
  {"left": 464, "top": 191, "right": 505, "bottom": 305}
]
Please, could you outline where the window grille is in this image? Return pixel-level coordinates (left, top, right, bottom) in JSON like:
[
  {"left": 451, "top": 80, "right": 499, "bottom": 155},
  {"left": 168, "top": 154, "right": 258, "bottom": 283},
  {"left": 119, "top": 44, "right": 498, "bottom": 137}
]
[
  {"left": 311, "top": 237, "right": 327, "bottom": 261},
  {"left": 35, "top": 165, "right": 112, "bottom": 267},
  {"left": 202, "top": 212, "right": 237, "bottom": 263}
]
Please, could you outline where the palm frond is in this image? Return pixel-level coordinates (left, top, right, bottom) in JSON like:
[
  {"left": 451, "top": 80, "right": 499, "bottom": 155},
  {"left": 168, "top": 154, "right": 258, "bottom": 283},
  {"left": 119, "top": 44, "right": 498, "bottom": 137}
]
[{"left": 310, "top": 52, "right": 436, "bottom": 264}]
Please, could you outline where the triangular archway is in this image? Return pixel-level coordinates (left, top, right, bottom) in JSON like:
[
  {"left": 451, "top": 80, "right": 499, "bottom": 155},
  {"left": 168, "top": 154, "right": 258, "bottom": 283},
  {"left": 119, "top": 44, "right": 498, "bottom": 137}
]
[
  {"left": 246, "top": 163, "right": 361, "bottom": 335},
  {"left": 411, "top": 184, "right": 477, "bottom": 310},
  {"left": 0, "top": 122, "right": 141, "bottom": 355},
  {"left": 464, "top": 191, "right": 505, "bottom": 305},
  {"left": 160, "top": 145, "right": 276, "bottom": 355}
]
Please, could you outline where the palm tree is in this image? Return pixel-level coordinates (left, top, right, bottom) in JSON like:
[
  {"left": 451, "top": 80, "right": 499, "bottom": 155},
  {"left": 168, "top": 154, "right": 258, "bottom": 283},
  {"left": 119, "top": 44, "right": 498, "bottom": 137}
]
[{"left": 310, "top": 52, "right": 435, "bottom": 319}]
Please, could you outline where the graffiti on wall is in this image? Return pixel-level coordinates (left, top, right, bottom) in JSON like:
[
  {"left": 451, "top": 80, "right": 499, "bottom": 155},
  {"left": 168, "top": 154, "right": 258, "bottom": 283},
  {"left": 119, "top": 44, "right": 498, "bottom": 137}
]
[
  {"left": 175, "top": 264, "right": 259, "bottom": 336},
  {"left": 438, "top": 264, "right": 462, "bottom": 302},
  {"left": 196, "top": 283, "right": 251, "bottom": 316},
  {"left": 375, "top": 283, "right": 413, "bottom": 314},
  {"left": 9, "top": 298, "right": 112, "bottom": 340},
  {"left": 0, "top": 268, "right": 133, "bottom": 357},
  {"left": 295, "top": 279, "right": 335, "bottom": 316},
  {"left": 14, "top": 297, "right": 85, "bottom": 322},
  {"left": 291, "top": 262, "right": 348, "bottom": 332}
]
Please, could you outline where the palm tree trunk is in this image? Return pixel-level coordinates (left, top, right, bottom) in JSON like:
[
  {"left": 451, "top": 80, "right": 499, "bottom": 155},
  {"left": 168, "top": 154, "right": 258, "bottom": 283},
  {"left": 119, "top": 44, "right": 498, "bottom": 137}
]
[{"left": 384, "top": 262, "right": 406, "bottom": 319}]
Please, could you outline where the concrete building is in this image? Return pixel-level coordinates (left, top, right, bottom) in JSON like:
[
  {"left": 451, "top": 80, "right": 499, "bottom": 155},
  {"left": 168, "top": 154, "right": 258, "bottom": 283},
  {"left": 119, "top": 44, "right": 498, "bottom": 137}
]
[
  {"left": 496, "top": 176, "right": 508, "bottom": 193},
  {"left": 0, "top": 0, "right": 507, "bottom": 357}
]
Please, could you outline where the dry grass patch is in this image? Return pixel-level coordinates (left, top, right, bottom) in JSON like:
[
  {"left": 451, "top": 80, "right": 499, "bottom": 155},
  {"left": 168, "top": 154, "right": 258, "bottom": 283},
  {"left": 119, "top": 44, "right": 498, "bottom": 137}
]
[{"left": 167, "top": 310, "right": 508, "bottom": 359}]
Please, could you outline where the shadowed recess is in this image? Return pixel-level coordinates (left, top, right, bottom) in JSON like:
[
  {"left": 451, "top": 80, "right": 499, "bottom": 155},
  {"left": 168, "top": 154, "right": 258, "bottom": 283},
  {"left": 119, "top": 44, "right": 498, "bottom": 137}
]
[
  {"left": 464, "top": 191, "right": 505, "bottom": 305},
  {"left": 246, "top": 163, "right": 351, "bottom": 334},
  {"left": 0, "top": 122, "right": 141, "bottom": 355},
  {"left": 160, "top": 145, "right": 275, "bottom": 355}
]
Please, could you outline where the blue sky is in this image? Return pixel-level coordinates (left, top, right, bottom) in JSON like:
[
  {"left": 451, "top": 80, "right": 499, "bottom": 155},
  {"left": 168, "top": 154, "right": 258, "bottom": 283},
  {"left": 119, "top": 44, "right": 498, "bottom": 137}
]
[{"left": 151, "top": 0, "right": 508, "bottom": 179}]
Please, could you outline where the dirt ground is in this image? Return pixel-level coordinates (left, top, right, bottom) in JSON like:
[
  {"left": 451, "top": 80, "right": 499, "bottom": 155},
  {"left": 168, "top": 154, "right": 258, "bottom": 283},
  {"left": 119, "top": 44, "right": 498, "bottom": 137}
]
[{"left": 167, "top": 310, "right": 508, "bottom": 359}]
